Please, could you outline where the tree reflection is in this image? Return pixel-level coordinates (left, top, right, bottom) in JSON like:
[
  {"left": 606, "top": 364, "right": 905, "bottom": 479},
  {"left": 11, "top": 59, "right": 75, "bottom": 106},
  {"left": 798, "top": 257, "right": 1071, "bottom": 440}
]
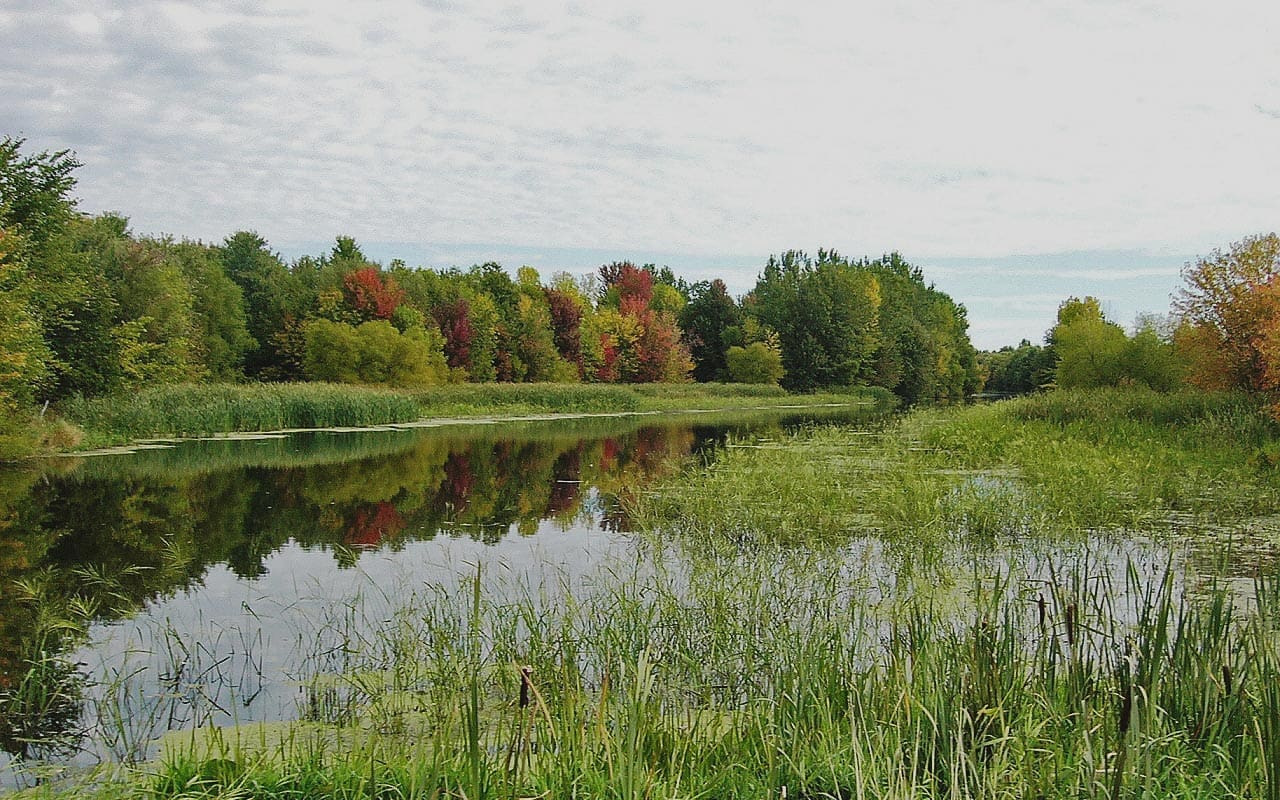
[{"left": 0, "top": 409, "right": 837, "bottom": 760}]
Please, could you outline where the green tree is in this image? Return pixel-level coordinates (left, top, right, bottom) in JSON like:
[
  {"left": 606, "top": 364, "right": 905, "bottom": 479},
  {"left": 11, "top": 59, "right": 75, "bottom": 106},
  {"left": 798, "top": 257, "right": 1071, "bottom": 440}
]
[
  {"left": 302, "top": 319, "right": 448, "bottom": 387},
  {"left": 0, "top": 138, "right": 126, "bottom": 400},
  {"left": 1051, "top": 297, "right": 1128, "bottom": 388},
  {"left": 0, "top": 227, "right": 49, "bottom": 408},
  {"left": 980, "top": 340, "right": 1054, "bottom": 395},
  {"left": 220, "top": 232, "right": 305, "bottom": 378},
  {"left": 0, "top": 137, "right": 80, "bottom": 252},
  {"left": 862, "top": 253, "right": 979, "bottom": 402},
  {"left": 96, "top": 222, "right": 202, "bottom": 386},
  {"left": 168, "top": 240, "right": 254, "bottom": 381},
  {"left": 1121, "top": 316, "right": 1182, "bottom": 391},
  {"left": 726, "top": 340, "right": 784, "bottom": 384},
  {"left": 753, "top": 250, "right": 881, "bottom": 392},
  {"left": 679, "top": 279, "right": 741, "bottom": 382}
]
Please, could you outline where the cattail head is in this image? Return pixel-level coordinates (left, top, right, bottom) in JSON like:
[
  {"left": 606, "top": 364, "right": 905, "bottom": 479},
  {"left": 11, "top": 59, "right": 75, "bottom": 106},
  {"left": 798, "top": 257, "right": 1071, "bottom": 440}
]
[
  {"left": 1065, "top": 602, "right": 1077, "bottom": 647},
  {"left": 1222, "top": 663, "right": 1233, "bottom": 697},
  {"left": 1037, "top": 593, "right": 1046, "bottom": 632},
  {"left": 519, "top": 665, "right": 533, "bottom": 709}
]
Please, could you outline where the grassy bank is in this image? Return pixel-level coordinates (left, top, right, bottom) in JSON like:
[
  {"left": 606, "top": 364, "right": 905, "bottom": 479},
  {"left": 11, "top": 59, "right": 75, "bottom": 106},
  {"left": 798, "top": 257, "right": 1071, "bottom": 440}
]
[
  {"left": 12, "top": 549, "right": 1280, "bottom": 799},
  {"left": 51, "top": 382, "right": 892, "bottom": 452}
]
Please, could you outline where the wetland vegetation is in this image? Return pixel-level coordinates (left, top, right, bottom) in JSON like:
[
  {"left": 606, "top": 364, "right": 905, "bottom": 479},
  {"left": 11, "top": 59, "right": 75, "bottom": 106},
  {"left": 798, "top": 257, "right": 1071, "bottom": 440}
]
[{"left": 5, "top": 393, "right": 1280, "bottom": 799}]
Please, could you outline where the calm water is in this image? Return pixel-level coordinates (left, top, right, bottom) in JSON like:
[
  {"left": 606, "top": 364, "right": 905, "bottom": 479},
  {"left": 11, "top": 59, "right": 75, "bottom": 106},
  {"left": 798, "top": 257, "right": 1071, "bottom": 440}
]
[{"left": 0, "top": 406, "right": 878, "bottom": 783}]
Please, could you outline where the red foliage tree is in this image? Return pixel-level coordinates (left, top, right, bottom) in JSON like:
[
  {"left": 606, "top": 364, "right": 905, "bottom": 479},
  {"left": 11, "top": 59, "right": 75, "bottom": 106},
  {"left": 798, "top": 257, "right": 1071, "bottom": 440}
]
[
  {"left": 599, "top": 261, "right": 653, "bottom": 303},
  {"left": 343, "top": 267, "right": 404, "bottom": 320},
  {"left": 596, "top": 334, "right": 620, "bottom": 382},
  {"left": 632, "top": 308, "right": 682, "bottom": 382},
  {"left": 544, "top": 287, "right": 584, "bottom": 371},
  {"left": 432, "top": 297, "right": 474, "bottom": 370}
]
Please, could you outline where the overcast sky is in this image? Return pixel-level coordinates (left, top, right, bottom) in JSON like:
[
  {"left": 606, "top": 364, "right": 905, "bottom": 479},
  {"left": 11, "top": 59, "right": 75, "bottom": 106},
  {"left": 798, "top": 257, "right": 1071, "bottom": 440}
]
[{"left": 4, "top": 0, "right": 1278, "bottom": 348}]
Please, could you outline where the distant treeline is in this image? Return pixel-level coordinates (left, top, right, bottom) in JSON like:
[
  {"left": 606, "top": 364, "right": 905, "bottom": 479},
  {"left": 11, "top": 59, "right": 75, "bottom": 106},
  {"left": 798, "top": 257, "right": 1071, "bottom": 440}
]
[
  {"left": 0, "top": 137, "right": 979, "bottom": 418},
  {"left": 981, "top": 234, "right": 1280, "bottom": 399}
]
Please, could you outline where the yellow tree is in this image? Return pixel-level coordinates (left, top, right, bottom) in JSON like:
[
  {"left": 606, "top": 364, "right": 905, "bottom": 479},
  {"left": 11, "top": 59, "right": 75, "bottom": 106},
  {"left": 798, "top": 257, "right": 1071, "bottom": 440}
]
[{"left": 1173, "top": 233, "right": 1280, "bottom": 389}]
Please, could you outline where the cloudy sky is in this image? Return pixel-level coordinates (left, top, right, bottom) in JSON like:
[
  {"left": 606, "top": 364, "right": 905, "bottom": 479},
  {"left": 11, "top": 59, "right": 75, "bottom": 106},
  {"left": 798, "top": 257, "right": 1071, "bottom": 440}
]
[{"left": 4, "top": 0, "right": 1278, "bottom": 348}]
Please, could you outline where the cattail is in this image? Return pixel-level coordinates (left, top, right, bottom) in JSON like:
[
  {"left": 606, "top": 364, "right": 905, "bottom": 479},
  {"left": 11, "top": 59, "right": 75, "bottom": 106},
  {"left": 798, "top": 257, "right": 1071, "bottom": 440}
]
[
  {"left": 1118, "top": 674, "right": 1132, "bottom": 735},
  {"left": 1037, "top": 593, "right": 1046, "bottom": 633},
  {"left": 1065, "top": 602, "right": 1077, "bottom": 647},
  {"left": 519, "top": 665, "right": 533, "bottom": 709},
  {"left": 1222, "top": 663, "right": 1233, "bottom": 697}
]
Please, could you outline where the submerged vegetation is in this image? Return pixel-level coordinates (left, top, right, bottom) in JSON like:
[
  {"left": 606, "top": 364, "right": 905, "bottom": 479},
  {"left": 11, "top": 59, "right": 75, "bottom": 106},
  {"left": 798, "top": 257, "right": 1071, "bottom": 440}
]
[{"left": 636, "top": 388, "right": 1280, "bottom": 547}]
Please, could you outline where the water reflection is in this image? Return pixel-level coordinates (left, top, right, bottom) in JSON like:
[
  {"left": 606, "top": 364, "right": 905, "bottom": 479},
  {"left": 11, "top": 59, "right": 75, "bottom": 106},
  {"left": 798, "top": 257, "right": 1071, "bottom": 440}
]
[{"left": 0, "top": 406, "right": 869, "bottom": 775}]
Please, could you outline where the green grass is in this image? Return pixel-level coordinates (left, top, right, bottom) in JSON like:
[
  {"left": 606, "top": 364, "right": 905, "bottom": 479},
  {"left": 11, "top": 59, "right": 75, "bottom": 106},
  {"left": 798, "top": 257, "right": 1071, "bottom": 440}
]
[{"left": 53, "top": 382, "right": 891, "bottom": 452}]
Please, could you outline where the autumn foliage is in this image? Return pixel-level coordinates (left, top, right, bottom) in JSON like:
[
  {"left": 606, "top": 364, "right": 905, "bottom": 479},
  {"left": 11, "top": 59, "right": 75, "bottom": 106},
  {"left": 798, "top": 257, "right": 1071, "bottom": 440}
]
[
  {"left": 596, "top": 262, "right": 692, "bottom": 383},
  {"left": 432, "top": 297, "right": 474, "bottom": 370},
  {"left": 343, "top": 267, "right": 405, "bottom": 321},
  {"left": 1174, "top": 233, "right": 1280, "bottom": 391}
]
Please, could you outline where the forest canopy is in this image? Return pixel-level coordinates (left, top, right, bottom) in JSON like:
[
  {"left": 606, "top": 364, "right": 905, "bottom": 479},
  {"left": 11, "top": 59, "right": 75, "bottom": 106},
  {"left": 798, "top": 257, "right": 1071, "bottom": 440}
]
[{"left": 0, "top": 136, "right": 981, "bottom": 423}]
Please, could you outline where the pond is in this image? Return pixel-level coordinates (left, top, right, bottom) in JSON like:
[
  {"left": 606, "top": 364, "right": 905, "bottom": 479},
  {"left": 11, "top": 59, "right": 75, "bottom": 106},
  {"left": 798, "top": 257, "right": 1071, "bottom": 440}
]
[{"left": 0, "top": 404, "right": 880, "bottom": 786}]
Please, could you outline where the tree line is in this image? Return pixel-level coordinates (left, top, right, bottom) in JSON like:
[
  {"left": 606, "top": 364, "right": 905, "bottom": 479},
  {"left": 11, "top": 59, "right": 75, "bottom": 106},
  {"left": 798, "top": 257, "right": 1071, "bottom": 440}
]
[
  {"left": 0, "top": 137, "right": 980, "bottom": 423},
  {"left": 981, "top": 233, "right": 1280, "bottom": 398}
]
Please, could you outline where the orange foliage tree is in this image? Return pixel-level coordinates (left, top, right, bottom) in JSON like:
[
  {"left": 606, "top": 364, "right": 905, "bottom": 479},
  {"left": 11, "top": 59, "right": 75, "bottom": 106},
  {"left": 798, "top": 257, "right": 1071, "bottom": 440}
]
[
  {"left": 1173, "top": 233, "right": 1280, "bottom": 390},
  {"left": 343, "top": 267, "right": 405, "bottom": 321}
]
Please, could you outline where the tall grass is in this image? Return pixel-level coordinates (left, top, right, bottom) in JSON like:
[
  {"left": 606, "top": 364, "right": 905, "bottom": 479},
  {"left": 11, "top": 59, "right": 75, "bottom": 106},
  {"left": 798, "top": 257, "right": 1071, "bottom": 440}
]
[
  {"left": 58, "top": 547, "right": 1280, "bottom": 800},
  {"left": 60, "top": 384, "right": 423, "bottom": 446},
  {"left": 409, "top": 382, "right": 644, "bottom": 416}
]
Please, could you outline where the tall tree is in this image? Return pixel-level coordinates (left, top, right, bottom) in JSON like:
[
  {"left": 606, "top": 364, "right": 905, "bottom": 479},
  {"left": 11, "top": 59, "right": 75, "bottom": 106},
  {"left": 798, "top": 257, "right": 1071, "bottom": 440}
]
[
  {"left": 220, "top": 232, "right": 304, "bottom": 378},
  {"left": 0, "top": 226, "right": 49, "bottom": 408},
  {"left": 169, "top": 240, "right": 254, "bottom": 382},
  {"left": 596, "top": 261, "right": 691, "bottom": 382},
  {"left": 1050, "top": 297, "right": 1128, "bottom": 388}
]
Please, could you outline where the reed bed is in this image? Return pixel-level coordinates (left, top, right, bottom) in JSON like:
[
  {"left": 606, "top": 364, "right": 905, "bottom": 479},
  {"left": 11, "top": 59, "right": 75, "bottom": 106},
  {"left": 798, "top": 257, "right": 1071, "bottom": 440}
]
[
  {"left": 22, "top": 547, "right": 1280, "bottom": 800},
  {"left": 409, "top": 383, "right": 644, "bottom": 417},
  {"left": 60, "top": 384, "right": 423, "bottom": 446}
]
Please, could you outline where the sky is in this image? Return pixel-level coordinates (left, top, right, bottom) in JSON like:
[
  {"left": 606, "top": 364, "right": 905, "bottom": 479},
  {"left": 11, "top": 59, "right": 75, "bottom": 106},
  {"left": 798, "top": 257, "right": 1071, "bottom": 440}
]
[{"left": 3, "top": 0, "right": 1278, "bottom": 349}]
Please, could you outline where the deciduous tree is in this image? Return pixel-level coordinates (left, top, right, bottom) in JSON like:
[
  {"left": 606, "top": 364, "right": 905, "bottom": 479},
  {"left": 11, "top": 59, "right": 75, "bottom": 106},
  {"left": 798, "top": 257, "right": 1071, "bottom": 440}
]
[{"left": 1173, "top": 233, "right": 1280, "bottom": 389}]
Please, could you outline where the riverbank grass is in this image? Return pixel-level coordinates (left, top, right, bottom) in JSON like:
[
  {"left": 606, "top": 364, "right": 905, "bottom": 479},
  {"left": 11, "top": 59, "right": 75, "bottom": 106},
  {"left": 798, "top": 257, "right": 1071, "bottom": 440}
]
[{"left": 52, "top": 382, "right": 890, "bottom": 452}]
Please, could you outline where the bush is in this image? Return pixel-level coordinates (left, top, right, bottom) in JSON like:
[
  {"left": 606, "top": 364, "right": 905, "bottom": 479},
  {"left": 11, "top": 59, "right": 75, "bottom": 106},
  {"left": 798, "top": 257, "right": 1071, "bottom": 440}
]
[
  {"left": 725, "top": 342, "right": 784, "bottom": 384},
  {"left": 303, "top": 320, "right": 449, "bottom": 387}
]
